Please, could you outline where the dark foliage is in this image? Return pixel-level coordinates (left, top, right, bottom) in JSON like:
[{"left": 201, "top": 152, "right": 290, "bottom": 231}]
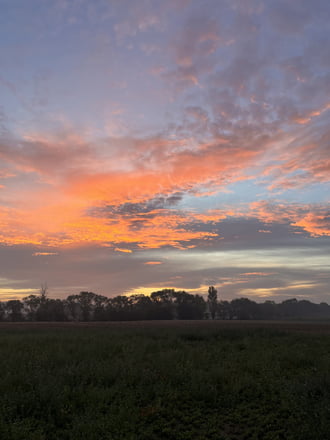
[
  {"left": 0, "top": 288, "right": 330, "bottom": 321},
  {"left": 207, "top": 286, "right": 218, "bottom": 320}
]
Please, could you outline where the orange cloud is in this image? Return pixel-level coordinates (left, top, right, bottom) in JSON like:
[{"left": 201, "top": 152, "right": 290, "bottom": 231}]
[
  {"left": 115, "top": 248, "right": 133, "bottom": 253},
  {"left": 0, "top": 199, "right": 219, "bottom": 249},
  {"left": 293, "top": 213, "right": 330, "bottom": 237},
  {"left": 249, "top": 201, "right": 330, "bottom": 237},
  {"left": 0, "top": 123, "right": 327, "bottom": 252}
]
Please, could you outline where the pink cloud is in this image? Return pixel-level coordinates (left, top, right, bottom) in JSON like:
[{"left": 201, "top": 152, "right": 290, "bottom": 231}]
[
  {"left": 0, "top": 116, "right": 328, "bottom": 251},
  {"left": 249, "top": 200, "right": 330, "bottom": 237},
  {"left": 33, "top": 252, "right": 59, "bottom": 256}
]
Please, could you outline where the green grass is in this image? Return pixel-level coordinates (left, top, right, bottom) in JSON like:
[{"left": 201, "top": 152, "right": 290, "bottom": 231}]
[{"left": 0, "top": 324, "right": 330, "bottom": 439}]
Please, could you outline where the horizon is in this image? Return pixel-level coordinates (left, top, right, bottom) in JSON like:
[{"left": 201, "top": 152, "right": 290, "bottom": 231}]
[
  {"left": 0, "top": 0, "right": 329, "bottom": 303},
  {"left": 2, "top": 287, "right": 330, "bottom": 307}
]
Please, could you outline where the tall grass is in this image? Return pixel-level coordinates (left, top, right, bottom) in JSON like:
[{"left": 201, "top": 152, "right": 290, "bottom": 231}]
[{"left": 0, "top": 325, "right": 329, "bottom": 439}]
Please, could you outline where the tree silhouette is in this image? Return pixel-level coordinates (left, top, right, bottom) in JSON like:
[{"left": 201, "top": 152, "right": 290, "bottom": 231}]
[
  {"left": 108, "top": 295, "right": 132, "bottom": 321},
  {"left": 65, "top": 295, "right": 83, "bottom": 321},
  {"left": 173, "top": 291, "right": 205, "bottom": 320},
  {"left": 40, "top": 283, "right": 48, "bottom": 301},
  {"left": 207, "top": 286, "right": 218, "bottom": 319},
  {"left": 23, "top": 295, "right": 39, "bottom": 321},
  {"left": 231, "top": 298, "right": 260, "bottom": 320},
  {"left": 0, "top": 302, "right": 5, "bottom": 321},
  {"left": 2, "top": 289, "right": 330, "bottom": 322},
  {"left": 151, "top": 289, "right": 175, "bottom": 319},
  {"left": 6, "top": 300, "right": 24, "bottom": 321}
]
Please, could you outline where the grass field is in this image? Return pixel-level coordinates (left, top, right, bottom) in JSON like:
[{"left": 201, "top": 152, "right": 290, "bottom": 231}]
[{"left": 0, "top": 321, "right": 330, "bottom": 439}]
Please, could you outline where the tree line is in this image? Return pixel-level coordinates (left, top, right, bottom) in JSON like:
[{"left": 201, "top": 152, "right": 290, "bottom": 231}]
[{"left": 1, "top": 286, "right": 330, "bottom": 322}]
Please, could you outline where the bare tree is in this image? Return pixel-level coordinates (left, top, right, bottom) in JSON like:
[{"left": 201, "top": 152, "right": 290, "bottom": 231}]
[{"left": 40, "top": 282, "right": 48, "bottom": 302}]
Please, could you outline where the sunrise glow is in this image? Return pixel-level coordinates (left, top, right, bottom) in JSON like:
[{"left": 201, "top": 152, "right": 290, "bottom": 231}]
[{"left": 0, "top": 0, "right": 329, "bottom": 301}]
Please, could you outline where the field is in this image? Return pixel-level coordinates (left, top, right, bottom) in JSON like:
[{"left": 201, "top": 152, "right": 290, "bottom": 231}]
[{"left": 0, "top": 321, "right": 330, "bottom": 440}]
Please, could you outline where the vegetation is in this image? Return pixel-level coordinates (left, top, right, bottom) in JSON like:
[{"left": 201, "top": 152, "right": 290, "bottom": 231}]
[
  {"left": 0, "top": 323, "right": 329, "bottom": 439},
  {"left": 207, "top": 286, "right": 218, "bottom": 320},
  {"left": 1, "top": 288, "right": 330, "bottom": 322}
]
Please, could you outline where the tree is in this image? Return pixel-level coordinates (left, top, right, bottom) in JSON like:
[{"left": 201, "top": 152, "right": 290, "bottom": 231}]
[
  {"left": 107, "top": 295, "right": 132, "bottom": 321},
  {"left": 231, "top": 298, "right": 259, "bottom": 320},
  {"left": 5, "top": 300, "right": 24, "bottom": 321},
  {"left": 23, "top": 294, "right": 41, "bottom": 321},
  {"left": 34, "top": 283, "right": 51, "bottom": 321},
  {"left": 65, "top": 291, "right": 101, "bottom": 321},
  {"left": 259, "top": 300, "right": 277, "bottom": 320},
  {"left": 43, "top": 299, "right": 67, "bottom": 321},
  {"left": 218, "top": 300, "right": 233, "bottom": 320},
  {"left": 65, "top": 295, "right": 83, "bottom": 321},
  {"left": 0, "top": 302, "right": 5, "bottom": 321},
  {"left": 78, "top": 291, "right": 97, "bottom": 321},
  {"left": 278, "top": 298, "right": 298, "bottom": 319},
  {"left": 207, "top": 286, "right": 218, "bottom": 319},
  {"left": 129, "top": 295, "right": 154, "bottom": 320},
  {"left": 40, "top": 283, "right": 48, "bottom": 301},
  {"left": 93, "top": 294, "right": 109, "bottom": 321},
  {"left": 173, "top": 291, "right": 206, "bottom": 320},
  {"left": 151, "top": 289, "right": 175, "bottom": 319}
]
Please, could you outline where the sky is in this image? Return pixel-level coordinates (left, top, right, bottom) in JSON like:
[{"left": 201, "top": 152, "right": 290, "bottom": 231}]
[{"left": 0, "top": 0, "right": 329, "bottom": 302}]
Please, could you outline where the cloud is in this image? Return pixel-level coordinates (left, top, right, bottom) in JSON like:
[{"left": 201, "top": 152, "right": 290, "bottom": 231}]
[
  {"left": 32, "top": 252, "right": 59, "bottom": 256},
  {"left": 0, "top": 130, "right": 94, "bottom": 181},
  {"left": 89, "top": 193, "right": 184, "bottom": 217},
  {"left": 249, "top": 201, "right": 330, "bottom": 237},
  {"left": 160, "top": 11, "right": 228, "bottom": 92},
  {"left": 114, "top": 248, "right": 133, "bottom": 253},
  {"left": 240, "top": 272, "right": 275, "bottom": 277},
  {"left": 258, "top": 113, "right": 330, "bottom": 191},
  {"left": 294, "top": 212, "right": 330, "bottom": 237},
  {"left": 1, "top": 0, "right": 329, "bottom": 302},
  {"left": 0, "top": 117, "right": 328, "bottom": 251}
]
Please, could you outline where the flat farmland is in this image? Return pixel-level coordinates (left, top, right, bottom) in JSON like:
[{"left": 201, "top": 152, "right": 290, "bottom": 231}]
[
  {"left": 1, "top": 319, "right": 330, "bottom": 332},
  {"left": 1, "top": 321, "right": 330, "bottom": 439}
]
